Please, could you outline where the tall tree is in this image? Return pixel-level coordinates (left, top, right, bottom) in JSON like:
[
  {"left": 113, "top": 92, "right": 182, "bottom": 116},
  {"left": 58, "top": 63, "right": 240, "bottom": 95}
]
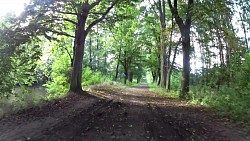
[
  {"left": 69, "top": 1, "right": 117, "bottom": 92},
  {"left": 22, "top": 0, "right": 127, "bottom": 93},
  {"left": 168, "top": 0, "right": 193, "bottom": 97},
  {"left": 158, "top": 0, "right": 167, "bottom": 88}
]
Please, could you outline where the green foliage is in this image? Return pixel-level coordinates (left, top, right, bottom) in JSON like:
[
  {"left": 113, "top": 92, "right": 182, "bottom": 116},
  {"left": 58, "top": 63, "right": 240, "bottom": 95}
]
[
  {"left": 236, "top": 54, "right": 250, "bottom": 89},
  {"left": 149, "top": 83, "right": 179, "bottom": 98},
  {"left": 45, "top": 53, "right": 71, "bottom": 99},
  {"left": 170, "top": 70, "right": 182, "bottom": 90},
  {"left": 82, "top": 67, "right": 110, "bottom": 87},
  {"left": 0, "top": 15, "right": 42, "bottom": 97},
  {"left": 189, "top": 86, "right": 250, "bottom": 123}
]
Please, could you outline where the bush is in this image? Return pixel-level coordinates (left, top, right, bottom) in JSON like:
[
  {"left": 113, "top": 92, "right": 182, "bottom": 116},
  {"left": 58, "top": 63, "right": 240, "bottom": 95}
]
[
  {"left": 189, "top": 86, "right": 250, "bottom": 123},
  {"left": 44, "top": 53, "right": 71, "bottom": 99},
  {"left": 82, "top": 67, "right": 110, "bottom": 87}
]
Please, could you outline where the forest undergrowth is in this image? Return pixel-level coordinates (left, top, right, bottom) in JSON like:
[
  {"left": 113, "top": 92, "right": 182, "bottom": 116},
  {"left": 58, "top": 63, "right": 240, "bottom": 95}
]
[{"left": 150, "top": 83, "right": 250, "bottom": 129}]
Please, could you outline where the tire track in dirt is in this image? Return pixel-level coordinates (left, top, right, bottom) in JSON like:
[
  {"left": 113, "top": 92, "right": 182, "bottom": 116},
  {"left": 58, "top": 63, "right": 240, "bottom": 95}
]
[{"left": 0, "top": 85, "right": 249, "bottom": 141}]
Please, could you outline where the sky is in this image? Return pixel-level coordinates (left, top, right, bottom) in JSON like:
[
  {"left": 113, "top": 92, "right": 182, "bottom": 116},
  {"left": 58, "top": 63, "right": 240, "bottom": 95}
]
[{"left": 0, "top": 0, "right": 30, "bottom": 17}]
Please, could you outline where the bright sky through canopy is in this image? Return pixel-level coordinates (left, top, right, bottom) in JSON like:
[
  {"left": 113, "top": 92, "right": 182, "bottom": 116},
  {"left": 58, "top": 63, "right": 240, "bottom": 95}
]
[{"left": 0, "top": 0, "right": 30, "bottom": 17}]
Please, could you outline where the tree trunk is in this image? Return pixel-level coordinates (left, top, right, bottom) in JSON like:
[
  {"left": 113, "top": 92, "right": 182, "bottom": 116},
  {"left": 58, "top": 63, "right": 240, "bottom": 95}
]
[
  {"left": 166, "top": 15, "right": 174, "bottom": 91},
  {"left": 152, "top": 72, "right": 157, "bottom": 83},
  {"left": 124, "top": 51, "right": 128, "bottom": 85},
  {"left": 159, "top": 0, "right": 167, "bottom": 88},
  {"left": 69, "top": 1, "right": 116, "bottom": 93},
  {"left": 89, "top": 36, "right": 93, "bottom": 70},
  {"left": 128, "top": 72, "right": 133, "bottom": 82},
  {"left": 216, "top": 27, "right": 225, "bottom": 68},
  {"left": 181, "top": 33, "right": 191, "bottom": 97},
  {"left": 124, "top": 69, "right": 128, "bottom": 84},
  {"left": 168, "top": 0, "right": 193, "bottom": 97},
  {"left": 70, "top": 15, "right": 87, "bottom": 92},
  {"left": 157, "top": 55, "right": 161, "bottom": 86},
  {"left": 96, "top": 24, "right": 100, "bottom": 69},
  {"left": 115, "top": 46, "right": 122, "bottom": 80},
  {"left": 239, "top": 12, "right": 248, "bottom": 49},
  {"left": 167, "top": 43, "right": 178, "bottom": 91},
  {"left": 160, "top": 27, "right": 167, "bottom": 88}
]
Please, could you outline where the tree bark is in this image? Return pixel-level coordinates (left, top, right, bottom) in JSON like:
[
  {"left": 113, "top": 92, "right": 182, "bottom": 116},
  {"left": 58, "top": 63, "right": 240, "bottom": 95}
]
[
  {"left": 158, "top": 0, "right": 167, "bottom": 88},
  {"left": 89, "top": 36, "right": 93, "bottom": 70},
  {"left": 168, "top": 0, "right": 193, "bottom": 97},
  {"left": 166, "top": 15, "right": 174, "bottom": 91},
  {"left": 70, "top": 12, "right": 88, "bottom": 92},
  {"left": 128, "top": 72, "right": 133, "bottom": 82},
  {"left": 152, "top": 71, "right": 157, "bottom": 83},
  {"left": 181, "top": 35, "right": 191, "bottom": 96},
  {"left": 157, "top": 55, "right": 161, "bottom": 86},
  {"left": 124, "top": 51, "right": 128, "bottom": 84},
  {"left": 115, "top": 45, "right": 122, "bottom": 80},
  {"left": 239, "top": 12, "right": 248, "bottom": 49}
]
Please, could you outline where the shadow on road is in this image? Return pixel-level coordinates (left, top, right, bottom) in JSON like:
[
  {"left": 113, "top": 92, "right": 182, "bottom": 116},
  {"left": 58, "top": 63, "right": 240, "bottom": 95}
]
[{"left": 0, "top": 85, "right": 248, "bottom": 141}]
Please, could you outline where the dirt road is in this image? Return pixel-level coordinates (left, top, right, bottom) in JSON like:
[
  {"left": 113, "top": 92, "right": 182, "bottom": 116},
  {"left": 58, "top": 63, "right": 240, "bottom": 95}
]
[{"left": 0, "top": 85, "right": 249, "bottom": 141}]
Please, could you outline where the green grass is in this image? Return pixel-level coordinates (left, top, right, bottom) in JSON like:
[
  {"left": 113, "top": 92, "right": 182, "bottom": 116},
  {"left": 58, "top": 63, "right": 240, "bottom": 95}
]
[
  {"left": 149, "top": 83, "right": 250, "bottom": 125},
  {"left": 149, "top": 83, "right": 179, "bottom": 98},
  {"left": 189, "top": 86, "right": 250, "bottom": 124}
]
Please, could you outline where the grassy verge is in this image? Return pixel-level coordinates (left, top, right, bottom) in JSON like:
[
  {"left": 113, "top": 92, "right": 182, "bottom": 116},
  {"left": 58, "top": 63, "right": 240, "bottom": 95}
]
[
  {"left": 149, "top": 83, "right": 250, "bottom": 127},
  {"left": 148, "top": 83, "right": 179, "bottom": 98},
  {"left": 189, "top": 86, "right": 250, "bottom": 125}
]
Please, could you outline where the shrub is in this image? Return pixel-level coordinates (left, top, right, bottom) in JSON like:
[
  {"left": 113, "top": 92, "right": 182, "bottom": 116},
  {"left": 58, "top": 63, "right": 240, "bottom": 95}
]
[
  {"left": 189, "top": 86, "right": 250, "bottom": 123},
  {"left": 82, "top": 67, "right": 110, "bottom": 87}
]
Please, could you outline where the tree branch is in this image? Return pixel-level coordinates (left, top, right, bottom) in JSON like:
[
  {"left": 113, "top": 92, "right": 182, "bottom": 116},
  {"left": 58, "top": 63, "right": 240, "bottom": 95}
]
[
  {"left": 86, "top": 1, "right": 117, "bottom": 34},
  {"left": 51, "top": 16, "right": 77, "bottom": 25},
  {"left": 185, "top": 0, "right": 193, "bottom": 27},
  {"left": 167, "top": 0, "right": 185, "bottom": 30},
  {"left": 45, "top": 29, "right": 75, "bottom": 38},
  {"left": 53, "top": 10, "right": 77, "bottom": 15}
]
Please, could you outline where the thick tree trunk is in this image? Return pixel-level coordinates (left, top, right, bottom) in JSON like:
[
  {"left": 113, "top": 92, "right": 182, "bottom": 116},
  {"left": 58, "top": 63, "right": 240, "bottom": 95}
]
[
  {"left": 70, "top": 34, "right": 86, "bottom": 92},
  {"left": 69, "top": 1, "right": 116, "bottom": 93},
  {"left": 180, "top": 33, "right": 191, "bottom": 97},
  {"left": 128, "top": 72, "right": 133, "bottom": 82},
  {"left": 70, "top": 13, "right": 87, "bottom": 93},
  {"left": 168, "top": 0, "right": 193, "bottom": 97}
]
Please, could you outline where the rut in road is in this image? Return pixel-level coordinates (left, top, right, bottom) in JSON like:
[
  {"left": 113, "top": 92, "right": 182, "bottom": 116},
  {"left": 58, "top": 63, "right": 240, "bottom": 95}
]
[{"left": 0, "top": 85, "right": 249, "bottom": 141}]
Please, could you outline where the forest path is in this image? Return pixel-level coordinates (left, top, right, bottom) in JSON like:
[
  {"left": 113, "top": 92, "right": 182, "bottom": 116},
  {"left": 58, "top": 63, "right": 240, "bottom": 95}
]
[{"left": 0, "top": 85, "right": 249, "bottom": 141}]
